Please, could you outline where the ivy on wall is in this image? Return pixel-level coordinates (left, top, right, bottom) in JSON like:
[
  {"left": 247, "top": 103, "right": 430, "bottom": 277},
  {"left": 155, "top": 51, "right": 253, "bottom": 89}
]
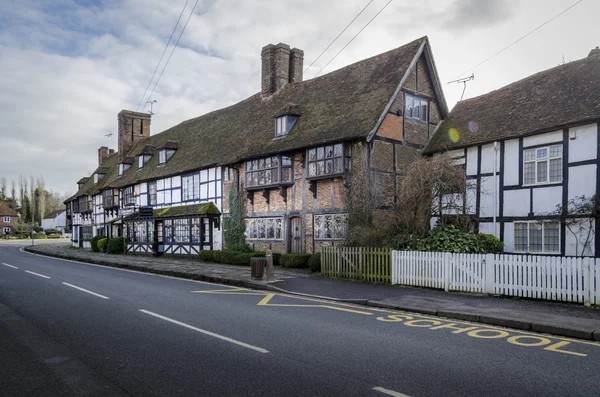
[{"left": 223, "top": 185, "right": 246, "bottom": 247}]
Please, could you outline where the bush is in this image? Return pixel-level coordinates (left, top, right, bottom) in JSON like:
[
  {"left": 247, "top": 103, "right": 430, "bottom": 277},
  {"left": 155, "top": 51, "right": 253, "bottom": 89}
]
[
  {"left": 308, "top": 254, "right": 321, "bottom": 272},
  {"left": 90, "top": 235, "right": 103, "bottom": 252},
  {"left": 227, "top": 243, "right": 251, "bottom": 253},
  {"left": 415, "top": 226, "right": 503, "bottom": 254},
  {"left": 32, "top": 232, "right": 47, "bottom": 239},
  {"left": 45, "top": 229, "right": 62, "bottom": 235},
  {"left": 33, "top": 226, "right": 44, "bottom": 233},
  {"left": 199, "top": 250, "right": 215, "bottom": 262},
  {"left": 107, "top": 237, "right": 125, "bottom": 254},
  {"left": 47, "top": 233, "right": 61, "bottom": 239},
  {"left": 280, "top": 253, "right": 311, "bottom": 268},
  {"left": 97, "top": 238, "right": 108, "bottom": 252}
]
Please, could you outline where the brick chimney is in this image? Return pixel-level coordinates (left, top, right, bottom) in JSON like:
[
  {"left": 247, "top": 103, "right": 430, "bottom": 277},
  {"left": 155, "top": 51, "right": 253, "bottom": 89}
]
[
  {"left": 117, "top": 110, "right": 151, "bottom": 162},
  {"left": 261, "top": 43, "right": 303, "bottom": 96},
  {"left": 98, "top": 146, "right": 109, "bottom": 166}
]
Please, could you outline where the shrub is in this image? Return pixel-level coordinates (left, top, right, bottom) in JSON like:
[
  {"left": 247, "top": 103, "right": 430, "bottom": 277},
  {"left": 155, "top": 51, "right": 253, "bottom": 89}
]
[
  {"left": 32, "top": 232, "right": 47, "bottom": 239},
  {"left": 477, "top": 233, "right": 504, "bottom": 254},
  {"left": 107, "top": 237, "right": 125, "bottom": 254},
  {"left": 199, "top": 250, "right": 214, "bottom": 262},
  {"left": 212, "top": 250, "right": 224, "bottom": 263},
  {"left": 414, "top": 226, "right": 503, "bottom": 254},
  {"left": 227, "top": 243, "right": 251, "bottom": 253},
  {"left": 33, "top": 226, "right": 44, "bottom": 233},
  {"left": 280, "top": 253, "right": 311, "bottom": 268},
  {"left": 308, "top": 254, "right": 321, "bottom": 272},
  {"left": 47, "top": 233, "right": 61, "bottom": 239},
  {"left": 97, "top": 238, "right": 108, "bottom": 252},
  {"left": 45, "top": 229, "right": 62, "bottom": 235},
  {"left": 90, "top": 235, "right": 103, "bottom": 252}
]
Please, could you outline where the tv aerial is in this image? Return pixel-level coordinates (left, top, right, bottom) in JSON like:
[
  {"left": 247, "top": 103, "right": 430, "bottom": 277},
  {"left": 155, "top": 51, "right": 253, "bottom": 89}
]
[
  {"left": 448, "top": 74, "right": 474, "bottom": 100},
  {"left": 146, "top": 100, "right": 157, "bottom": 115}
]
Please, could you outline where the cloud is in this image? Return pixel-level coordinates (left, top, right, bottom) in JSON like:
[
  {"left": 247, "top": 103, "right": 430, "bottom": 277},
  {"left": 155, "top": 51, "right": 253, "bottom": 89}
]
[{"left": 443, "top": 0, "right": 516, "bottom": 31}]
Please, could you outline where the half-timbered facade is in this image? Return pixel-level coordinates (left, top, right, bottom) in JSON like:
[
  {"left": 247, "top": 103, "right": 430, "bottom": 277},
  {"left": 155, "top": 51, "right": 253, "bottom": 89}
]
[
  {"left": 65, "top": 36, "right": 448, "bottom": 254},
  {"left": 425, "top": 48, "right": 600, "bottom": 257}
]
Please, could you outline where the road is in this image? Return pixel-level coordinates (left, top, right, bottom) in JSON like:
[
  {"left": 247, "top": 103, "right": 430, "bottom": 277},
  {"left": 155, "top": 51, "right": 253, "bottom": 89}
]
[{"left": 1, "top": 244, "right": 599, "bottom": 397}]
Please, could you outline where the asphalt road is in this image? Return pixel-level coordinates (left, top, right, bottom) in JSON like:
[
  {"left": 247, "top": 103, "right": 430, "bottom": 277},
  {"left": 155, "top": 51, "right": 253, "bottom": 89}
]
[{"left": 1, "top": 245, "right": 599, "bottom": 397}]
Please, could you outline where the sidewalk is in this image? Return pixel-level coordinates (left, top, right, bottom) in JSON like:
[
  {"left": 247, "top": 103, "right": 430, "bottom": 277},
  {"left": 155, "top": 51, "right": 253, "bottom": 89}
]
[{"left": 25, "top": 242, "right": 600, "bottom": 341}]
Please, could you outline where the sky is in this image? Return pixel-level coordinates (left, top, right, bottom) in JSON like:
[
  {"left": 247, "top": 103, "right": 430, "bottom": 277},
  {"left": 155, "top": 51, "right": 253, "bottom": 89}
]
[{"left": 0, "top": 0, "right": 598, "bottom": 196}]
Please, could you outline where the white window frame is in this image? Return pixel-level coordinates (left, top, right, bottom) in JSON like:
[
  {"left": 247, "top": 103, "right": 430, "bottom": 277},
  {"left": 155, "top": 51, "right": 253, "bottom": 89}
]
[
  {"left": 314, "top": 213, "right": 347, "bottom": 241},
  {"left": 523, "top": 145, "right": 562, "bottom": 186},
  {"left": 275, "top": 115, "right": 298, "bottom": 137},
  {"left": 514, "top": 221, "right": 561, "bottom": 253},
  {"left": 158, "top": 150, "right": 167, "bottom": 165},
  {"left": 3, "top": 227, "right": 11, "bottom": 234},
  {"left": 3, "top": 216, "right": 10, "bottom": 222},
  {"left": 118, "top": 163, "right": 130, "bottom": 176}
]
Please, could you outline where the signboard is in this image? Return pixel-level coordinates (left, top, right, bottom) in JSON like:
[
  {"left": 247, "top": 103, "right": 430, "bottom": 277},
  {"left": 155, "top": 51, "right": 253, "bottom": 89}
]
[{"left": 139, "top": 206, "right": 153, "bottom": 219}]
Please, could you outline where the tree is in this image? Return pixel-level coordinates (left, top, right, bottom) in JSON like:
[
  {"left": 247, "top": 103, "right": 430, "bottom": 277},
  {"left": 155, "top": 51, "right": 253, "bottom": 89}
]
[
  {"left": 13, "top": 218, "right": 32, "bottom": 239},
  {"left": 0, "top": 177, "right": 6, "bottom": 199},
  {"left": 223, "top": 183, "right": 246, "bottom": 248},
  {"left": 547, "top": 195, "right": 599, "bottom": 256}
]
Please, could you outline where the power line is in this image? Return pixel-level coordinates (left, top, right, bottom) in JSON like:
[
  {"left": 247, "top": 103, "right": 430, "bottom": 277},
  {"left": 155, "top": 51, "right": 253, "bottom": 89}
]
[
  {"left": 452, "top": 0, "right": 585, "bottom": 80},
  {"left": 304, "top": 0, "right": 374, "bottom": 74},
  {"left": 313, "top": 0, "right": 394, "bottom": 78},
  {"left": 144, "top": 0, "right": 200, "bottom": 111},
  {"left": 136, "top": 0, "right": 190, "bottom": 111}
]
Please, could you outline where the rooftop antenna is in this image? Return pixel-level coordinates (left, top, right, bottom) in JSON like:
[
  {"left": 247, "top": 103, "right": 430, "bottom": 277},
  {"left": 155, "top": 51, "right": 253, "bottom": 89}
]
[
  {"left": 447, "top": 74, "right": 475, "bottom": 100},
  {"left": 146, "top": 100, "right": 157, "bottom": 115}
]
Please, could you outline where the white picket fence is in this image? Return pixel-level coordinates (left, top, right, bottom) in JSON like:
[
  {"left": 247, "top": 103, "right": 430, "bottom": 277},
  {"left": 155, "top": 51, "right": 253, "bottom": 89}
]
[{"left": 391, "top": 251, "right": 600, "bottom": 306}]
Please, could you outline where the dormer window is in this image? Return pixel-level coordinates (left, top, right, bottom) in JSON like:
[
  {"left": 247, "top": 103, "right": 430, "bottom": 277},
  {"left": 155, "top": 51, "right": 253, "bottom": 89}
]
[
  {"left": 275, "top": 115, "right": 298, "bottom": 137},
  {"left": 118, "top": 163, "right": 131, "bottom": 176},
  {"left": 93, "top": 173, "right": 105, "bottom": 184},
  {"left": 138, "top": 155, "right": 151, "bottom": 169},
  {"left": 158, "top": 150, "right": 167, "bottom": 164},
  {"left": 156, "top": 141, "right": 178, "bottom": 165}
]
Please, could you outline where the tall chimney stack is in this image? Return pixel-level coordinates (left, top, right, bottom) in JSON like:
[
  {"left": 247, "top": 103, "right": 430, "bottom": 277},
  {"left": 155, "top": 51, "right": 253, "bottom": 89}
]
[
  {"left": 117, "top": 110, "right": 151, "bottom": 162},
  {"left": 261, "top": 43, "right": 303, "bottom": 96},
  {"left": 98, "top": 146, "right": 109, "bottom": 166},
  {"left": 289, "top": 48, "right": 304, "bottom": 83}
]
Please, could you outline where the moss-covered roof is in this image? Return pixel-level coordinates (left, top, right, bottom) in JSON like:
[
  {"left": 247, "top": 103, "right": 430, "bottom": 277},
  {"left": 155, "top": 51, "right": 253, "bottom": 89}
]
[
  {"left": 107, "top": 37, "right": 427, "bottom": 188},
  {"left": 424, "top": 50, "right": 600, "bottom": 153},
  {"left": 65, "top": 152, "right": 119, "bottom": 202},
  {"left": 123, "top": 202, "right": 221, "bottom": 221}
]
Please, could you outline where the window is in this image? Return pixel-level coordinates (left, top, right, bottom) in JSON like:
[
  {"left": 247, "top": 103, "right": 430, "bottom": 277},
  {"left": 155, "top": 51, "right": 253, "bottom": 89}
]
[
  {"left": 163, "top": 219, "right": 190, "bottom": 243},
  {"left": 102, "top": 189, "right": 119, "bottom": 208},
  {"left": 138, "top": 156, "right": 144, "bottom": 169},
  {"left": 72, "top": 199, "right": 80, "bottom": 214},
  {"left": 148, "top": 182, "right": 157, "bottom": 205},
  {"left": 275, "top": 115, "right": 298, "bottom": 137},
  {"left": 3, "top": 216, "right": 10, "bottom": 222},
  {"left": 123, "top": 186, "right": 136, "bottom": 207},
  {"left": 307, "top": 143, "right": 346, "bottom": 178},
  {"left": 3, "top": 227, "right": 10, "bottom": 234},
  {"left": 118, "top": 163, "right": 131, "bottom": 176},
  {"left": 223, "top": 167, "right": 234, "bottom": 182},
  {"left": 523, "top": 145, "right": 562, "bottom": 185},
  {"left": 182, "top": 174, "right": 200, "bottom": 201},
  {"left": 314, "top": 213, "right": 347, "bottom": 240},
  {"left": 245, "top": 156, "right": 293, "bottom": 189},
  {"left": 405, "top": 93, "right": 428, "bottom": 122},
  {"left": 128, "top": 221, "right": 154, "bottom": 243},
  {"left": 82, "top": 226, "right": 93, "bottom": 241},
  {"left": 158, "top": 150, "right": 167, "bottom": 164},
  {"left": 514, "top": 221, "right": 560, "bottom": 253},
  {"left": 245, "top": 218, "right": 283, "bottom": 240}
]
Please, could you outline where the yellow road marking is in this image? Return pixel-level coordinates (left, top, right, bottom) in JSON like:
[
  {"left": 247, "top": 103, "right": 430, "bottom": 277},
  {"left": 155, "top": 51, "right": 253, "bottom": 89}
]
[
  {"left": 257, "top": 293, "right": 374, "bottom": 315},
  {"left": 192, "top": 286, "right": 267, "bottom": 296}
]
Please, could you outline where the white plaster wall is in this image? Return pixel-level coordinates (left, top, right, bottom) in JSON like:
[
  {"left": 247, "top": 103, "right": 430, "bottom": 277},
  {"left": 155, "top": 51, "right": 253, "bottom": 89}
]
[
  {"left": 478, "top": 222, "right": 499, "bottom": 238},
  {"left": 523, "top": 130, "right": 563, "bottom": 147},
  {"left": 503, "top": 189, "right": 530, "bottom": 217},
  {"left": 430, "top": 217, "right": 439, "bottom": 229},
  {"left": 480, "top": 143, "right": 499, "bottom": 174},
  {"left": 503, "top": 139, "right": 519, "bottom": 186},
  {"left": 479, "top": 176, "right": 499, "bottom": 217},
  {"left": 568, "top": 123, "right": 597, "bottom": 163},
  {"left": 466, "top": 184, "right": 476, "bottom": 215},
  {"left": 213, "top": 225, "right": 222, "bottom": 250},
  {"left": 503, "top": 222, "right": 514, "bottom": 252},
  {"left": 564, "top": 218, "right": 595, "bottom": 257},
  {"left": 466, "top": 146, "right": 478, "bottom": 176},
  {"left": 568, "top": 164, "right": 596, "bottom": 201},
  {"left": 441, "top": 193, "right": 463, "bottom": 214},
  {"left": 532, "top": 186, "right": 562, "bottom": 215}
]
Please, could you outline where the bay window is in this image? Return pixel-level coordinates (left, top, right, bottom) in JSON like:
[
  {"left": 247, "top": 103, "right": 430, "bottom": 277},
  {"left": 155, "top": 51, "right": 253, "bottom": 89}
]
[
  {"left": 245, "top": 156, "right": 293, "bottom": 189},
  {"left": 307, "top": 143, "right": 347, "bottom": 178}
]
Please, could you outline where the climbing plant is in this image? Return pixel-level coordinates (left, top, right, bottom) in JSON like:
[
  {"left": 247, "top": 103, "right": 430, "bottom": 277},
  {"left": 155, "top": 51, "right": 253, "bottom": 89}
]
[{"left": 223, "top": 185, "right": 246, "bottom": 248}]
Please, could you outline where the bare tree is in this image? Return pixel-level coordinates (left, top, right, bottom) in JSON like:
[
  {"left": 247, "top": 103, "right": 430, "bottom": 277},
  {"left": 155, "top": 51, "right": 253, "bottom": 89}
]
[
  {"left": 10, "top": 179, "right": 16, "bottom": 202},
  {"left": 37, "top": 176, "right": 46, "bottom": 220},
  {"left": 0, "top": 177, "right": 6, "bottom": 199}
]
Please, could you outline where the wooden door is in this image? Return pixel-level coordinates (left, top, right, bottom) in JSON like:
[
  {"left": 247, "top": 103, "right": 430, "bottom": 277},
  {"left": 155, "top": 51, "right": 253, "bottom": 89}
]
[{"left": 290, "top": 217, "right": 303, "bottom": 253}]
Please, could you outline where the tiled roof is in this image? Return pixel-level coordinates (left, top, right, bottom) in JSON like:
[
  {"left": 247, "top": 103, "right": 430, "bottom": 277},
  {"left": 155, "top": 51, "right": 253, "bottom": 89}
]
[
  {"left": 0, "top": 201, "right": 18, "bottom": 216},
  {"left": 424, "top": 50, "right": 600, "bottom": 153}
]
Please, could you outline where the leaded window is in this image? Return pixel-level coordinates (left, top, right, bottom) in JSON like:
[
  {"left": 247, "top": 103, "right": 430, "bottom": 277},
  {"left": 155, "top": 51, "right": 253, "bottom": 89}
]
[
  {"left": 307, "top": 143, "right": 346, "bottom": 178},
  {"left": 245, "top": 218, "right": 283, "bottom": 240},
  {"left": 514, "top": 221, "right": 560, "bottom": 253},
  {"left": 523, "top": 145, "right": 562, "bottom": 185},
  {"left": 245, "top": 156, "right": 293, "bottom": 189},
  {"left": 102, "top": 189, "right": 119, "bottom": 208},
  {"left": 182, "top": 174, "right": 200, "bottom": 201},
  {"left": 123, "top": 186, "right": 136, "bottom": 207},
  {"left": 405, "top": 93, "right": 428, "bottom": 122},
  {"left": 148, "top": 182, "right": 157, "bottom": 205},
  {"left": 314, "top": 213, "right": 347, "bottom": 240},
  {"left": 129, "top": 221, "right": 154, "bottom": 243}
]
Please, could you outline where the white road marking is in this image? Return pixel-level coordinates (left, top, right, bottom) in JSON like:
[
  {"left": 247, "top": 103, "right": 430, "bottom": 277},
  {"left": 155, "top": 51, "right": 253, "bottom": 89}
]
[
  {"left": 62, "top": 282, "right": 110, "bottom": 300},
  {"left": 139, "top": 309, "right": 269, "bottom": 354},
  {"left": 1, "top": 263, "right": 18, "bottom": 269},
  {"left": 24, "top": 270, "right": 51, "bottom": 279},
  {"left": 373, "top": 386, "right": 412, "bottom": 397}
]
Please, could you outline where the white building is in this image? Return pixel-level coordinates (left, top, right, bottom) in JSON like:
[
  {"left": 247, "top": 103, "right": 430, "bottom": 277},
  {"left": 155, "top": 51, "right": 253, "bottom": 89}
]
[
  {"left": 425, "top": 47, "right": 600, "bottom": 257},
  {"left": 41, "top": 210, "right": 67, "bottom": 233}
]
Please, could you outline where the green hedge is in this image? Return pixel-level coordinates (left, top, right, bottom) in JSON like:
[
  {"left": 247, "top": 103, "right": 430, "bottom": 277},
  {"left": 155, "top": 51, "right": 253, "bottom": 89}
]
[
  {"left": 280, "top": 253, "right": 311, "bottom": 268},
  {"left": 199, "top": 250, "right": 214, "bottom": 262},
  {"left": 33, "top": 232, "right": 47, "bottom": 239},
  {"left": 308, "top": 254, "right": 321, "bottom": 272},
  {"left": 97, "top": 238, "right": 108, "bottom": 252},
  {"left": 45, "top": 229, "right": 62, "bottom": 235},
  {"left": 415, "top": 226, "right": 504, "bottom": 254},
  {"left": 107, "top": 237, "right": 125, "bottom": 254},
  {"left": 47, "top": 233, "right": 61, "bottom": 239},
  {"left": 90, "top": 235, "right": 103, "bottom": 252}
]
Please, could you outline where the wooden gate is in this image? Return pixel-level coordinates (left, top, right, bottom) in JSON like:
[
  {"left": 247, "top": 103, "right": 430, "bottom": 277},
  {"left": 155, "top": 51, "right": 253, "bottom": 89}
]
[{"left": 290, "top": 217, "right": 303, "bottom": 253}]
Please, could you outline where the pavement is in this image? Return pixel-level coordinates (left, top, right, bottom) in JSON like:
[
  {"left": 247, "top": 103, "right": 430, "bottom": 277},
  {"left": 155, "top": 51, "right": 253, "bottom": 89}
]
[
  {"left": 3, "top": 243, "right": 600, "bottom": 397},
  {"left": 23, "top": 241, "right": 600, "bottom": 341}
]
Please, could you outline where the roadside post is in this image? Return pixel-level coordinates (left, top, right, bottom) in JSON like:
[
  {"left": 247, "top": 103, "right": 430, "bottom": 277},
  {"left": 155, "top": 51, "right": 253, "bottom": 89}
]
[
  {"left": 266, "top": 249, "right": 274, "bottom": 281},
  {"left": 31, "top": 222, "right": 34, "bottom": 246}
]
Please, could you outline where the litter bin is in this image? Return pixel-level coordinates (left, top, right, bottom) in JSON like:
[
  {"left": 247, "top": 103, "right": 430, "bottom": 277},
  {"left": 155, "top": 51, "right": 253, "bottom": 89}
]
[{"left": 250, "top": 257, "right": 266, "bottom": 280}]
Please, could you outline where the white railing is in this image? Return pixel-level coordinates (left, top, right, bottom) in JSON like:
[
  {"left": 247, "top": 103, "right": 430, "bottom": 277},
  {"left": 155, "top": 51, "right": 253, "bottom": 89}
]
[{"left": 391, "top": 251, "right": 600, "bottom": 306}]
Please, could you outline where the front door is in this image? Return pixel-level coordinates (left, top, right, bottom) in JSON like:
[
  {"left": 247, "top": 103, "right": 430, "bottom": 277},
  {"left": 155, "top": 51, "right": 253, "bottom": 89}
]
[{"left": 290, "top": 217, "right": 303, "bottom": 253}]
